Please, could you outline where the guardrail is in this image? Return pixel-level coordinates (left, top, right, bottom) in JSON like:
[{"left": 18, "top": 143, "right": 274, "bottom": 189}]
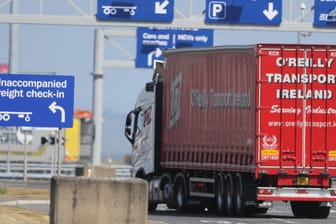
[
  {"left": 110, "top": 165, "right": 132, "bottom": 177},
  {"left": 0, "top": 162, "right": 131, "bottom": 179}
]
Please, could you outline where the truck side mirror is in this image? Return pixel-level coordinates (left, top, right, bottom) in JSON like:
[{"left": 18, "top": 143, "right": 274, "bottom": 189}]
[
  {"left": 125, "top": 112, "right": 135, "bottom": 144},
  {"left": 124, "top": 108, "right": 142, "bottom": 144},
  {"left": 145, "top": 82, "right": 154, "bottom": 92},
  {"left": 125, "top": 114, "right": 132, "bottom": 126},
  {"left": 125, "top": 127, "right": 131, "bottom": 136}
]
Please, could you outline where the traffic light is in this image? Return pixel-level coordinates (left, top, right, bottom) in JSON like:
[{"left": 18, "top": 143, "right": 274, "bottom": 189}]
[{"left": 49, "top": 136, "right": 56, "bottom": 145}]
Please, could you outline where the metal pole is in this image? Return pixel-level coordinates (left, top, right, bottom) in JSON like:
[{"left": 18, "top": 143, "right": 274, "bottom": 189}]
[
  {"left": 288, "top": 0, "right": 293, "bottom": 22},
  {"left": 298, "top": 2, "right": 306, "bottom": 44},
  {"left": 23, "top": 130, "right": 27, "bottom": 182},
  {"left": 9, "top": 0, "right": 18, "bottom": 74},
  {"left": 50, "top": 135, "right": 53, "bottom": 176},
  {"left": 57, "top": 128, "right": 61, "bottom": 175},
  {"left": 50, "top": 131, "right": 56, "bottom": 176},
  {"left": 189, "top": 0, "right": 192, "bottom": 17},
  {"left": 91, "top": 28, "right": 104, "bottom": 165},
  {"left": 6, "top": 128, "right": 10, "bottom": 174},
  {"left": 8, "top": 0, "right": 18, "bottom": 180},
  {"left": 54, "top": 137, "right": 57, "bottom": 176}
]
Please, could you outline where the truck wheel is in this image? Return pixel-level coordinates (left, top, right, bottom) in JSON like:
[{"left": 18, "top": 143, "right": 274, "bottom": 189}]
[
  {"left": 234, "top": 174, "right": 245, "bottom": 216},
  {"left": 176, "top": 180, "right": 188, "bottom": 212},
  {"left": 314, "top": 206, "right": 330, "bottom": 218},
  {"left": 290, "top": 201, "right": 306, "bottom": 218},
  {"left": 148, "top": 202, "right": 158, "bottom": 212},
  {"left": 162, "top": 179, "right": 175, "bottom": 209},
  {"left": 224, "top": 174, "right": 234, "bottom": 216},
  {"left": 215, "top": 174, "right": 225, "bottom": 215},
  {"left": 291, "top": 201, "right": 330, "bottom": 218},
  {"left": 163, "top": 181, "right": 172, "bottom": 201}
]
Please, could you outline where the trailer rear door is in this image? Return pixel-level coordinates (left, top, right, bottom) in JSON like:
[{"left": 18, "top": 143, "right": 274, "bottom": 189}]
[{"left": 256, "top": 44, "right": 336, "bottom": 178}]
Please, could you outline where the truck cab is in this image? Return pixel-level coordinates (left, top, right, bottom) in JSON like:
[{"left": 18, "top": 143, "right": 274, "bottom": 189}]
[
  {"left": 125, "top": 62, "right": 164, "bottom": 179},
  {"left": 125, "top": 83, "right": 156, "bottom": 178}
]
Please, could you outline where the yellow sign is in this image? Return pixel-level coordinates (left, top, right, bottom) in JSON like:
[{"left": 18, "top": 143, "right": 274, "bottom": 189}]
[
  {"left": 329, "top": 150, "right": 336, "bottom": 157},
  {"left": 296, "top": 176, "right": 309, "bottom": 186},
  {"left": 329, "top": 150, "right": 336, "bottom": 161},
  {"left": 64, "top": 118, "right": 80, "bottom": 162},
  {"left": 261, "top": 149, "right": 279, "bottom": 156}
]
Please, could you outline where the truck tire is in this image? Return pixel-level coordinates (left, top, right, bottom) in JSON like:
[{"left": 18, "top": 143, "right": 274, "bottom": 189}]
[
  {"left": 224, "top": 173, "right": 234, "bottom": 216},
  {"left": 314, "top": 206, "right": 331, "bottom": 219},
  {"left": 234, "top": 174, "right": 245, "bottom": 216},
  {"left": 162, "top": 178, "right": 175, "bottom": 209},
  {"left": 176, "top": 180, "right": 188, "bottom": 212},
  {"left": 290, "top": 201, "right": 305, "bottom": 218},
  {"left": 215, "top": 174, "right": 225, "bottom": 215},
  {"left": 290, "top": 201, "right": 330, "bottom": 218},
  {"left": 148, "top": 202, "right": 158, "bottom": 212}
]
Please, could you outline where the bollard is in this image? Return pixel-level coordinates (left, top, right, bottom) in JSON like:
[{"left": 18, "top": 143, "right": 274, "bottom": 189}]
[{"left": 50, "top": 176, "right": 148, "bottom": 224}]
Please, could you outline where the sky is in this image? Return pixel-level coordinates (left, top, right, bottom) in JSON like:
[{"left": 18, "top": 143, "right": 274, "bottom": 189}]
[{"left": 0, "top": 0, "right": 335, "bottom": 161}]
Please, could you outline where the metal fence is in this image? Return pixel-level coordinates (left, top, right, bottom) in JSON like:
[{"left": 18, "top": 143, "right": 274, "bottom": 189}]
[{"left": 0, "top": 161, "right": 131, "bottom": 179}]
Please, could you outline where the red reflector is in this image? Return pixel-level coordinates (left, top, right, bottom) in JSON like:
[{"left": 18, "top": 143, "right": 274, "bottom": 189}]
[
  {"left": 297, "top": 189, "right": 308, "bottom": 194},
  {"left": 331, "top": 191, "right": 336, "bottom": 196},
  {"left": 197, "top": 183, "right": 205, "bottom": 188},
  {"left": 258, "top": 189, "right": 273, "bottom": 195}
]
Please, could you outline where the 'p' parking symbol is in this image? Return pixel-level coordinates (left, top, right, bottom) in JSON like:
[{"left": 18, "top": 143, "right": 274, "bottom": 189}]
[{"left": 209, "top": 1, "right": 226, "bottom": 19}]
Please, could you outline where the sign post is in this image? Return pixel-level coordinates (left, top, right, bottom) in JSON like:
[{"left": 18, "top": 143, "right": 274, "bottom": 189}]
[
  {"left": 23, "top": 129, "right": 27, "bottom": 181},
  {"left": 57, "top": 128, "right": 61, "bottom": 175},
  {"left": 0, "top": 74, "right": 74, "bottom": 179}
]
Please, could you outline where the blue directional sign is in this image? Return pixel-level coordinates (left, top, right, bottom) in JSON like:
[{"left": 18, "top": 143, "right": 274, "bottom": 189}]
[
  {"left": 96, "top": 0, "right": 174, "bottom": 22},
  {"left": 205, "top": 0, "right": 282, "bottom": 25},
  {"left": 0, "top": 74, "right": 74, "bottom": 128},
  {"left": 314, "top": 0, "right": 336, "bottom": 27},
  {"left": 136, "top": 27, "right": 214, "bottom": 68}
]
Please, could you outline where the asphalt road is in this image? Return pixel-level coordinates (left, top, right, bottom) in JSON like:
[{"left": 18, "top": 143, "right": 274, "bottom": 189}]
[{"left": 148, "top": 202, "right": 336, "bottom": 224}]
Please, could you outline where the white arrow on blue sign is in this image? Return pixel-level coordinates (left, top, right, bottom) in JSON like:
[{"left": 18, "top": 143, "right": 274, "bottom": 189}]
[
  {"left": 205, "top": 0, "right": 282, "bottom": 25},
  {"left": 96, "top": 0, "right": 174, "bottom": 22},
  {"left": 0, "top": 74, "right": 74, "bottom": 128},
  {"left": 136, "top": 27, "right": 214, "bottom": 68},
  {"left": 314, "top": 0, "right": 336, "bottom": 27}
]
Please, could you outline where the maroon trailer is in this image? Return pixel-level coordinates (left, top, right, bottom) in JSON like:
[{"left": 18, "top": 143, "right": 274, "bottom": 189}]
[{"left": 125, "top": 44, "right": 336, "bottom": 218}]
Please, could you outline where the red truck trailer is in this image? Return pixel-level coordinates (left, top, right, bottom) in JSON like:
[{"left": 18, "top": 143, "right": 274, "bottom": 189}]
[{"left": 125, "top": 44, "right": 336, "bottom": 218}]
